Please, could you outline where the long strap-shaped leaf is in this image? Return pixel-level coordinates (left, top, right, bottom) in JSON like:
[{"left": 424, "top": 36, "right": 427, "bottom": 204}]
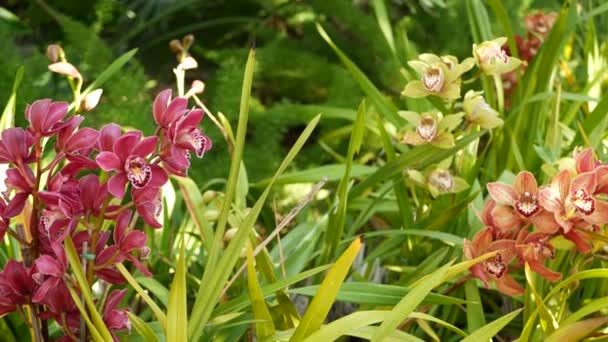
[
  {"left": 290, "top": 237, "right": 363, "bottom": 341},
  {"left": 460, "top": 309, "right": 522, "bottom": 342},
  {"left": 167, "top": 241, "right": 188, "bottom": 341},
  {"left": 371, "top": 262, "right": 451, "bottom": 342}
]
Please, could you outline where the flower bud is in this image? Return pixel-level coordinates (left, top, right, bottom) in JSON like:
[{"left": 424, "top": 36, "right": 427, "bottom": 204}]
[
  {"left": 169, "top": 39, "right": 184, "bottom": 53},
  {"left": 224, "top": 227, "right": 238, "bottom": 242},
  {"left": 204, "top": 208, "right": 219, "bottom": 221},
  {"left": 463, "top": 90, "right": 503, "bottom": 129},
  {"left": 202, "top": 190, "right": 216, "bottom": 203},
  {"left": 182, "top": 34, "right": 195, "bottom": 49},
  {"left": 185, "top": 80, "right": 205, "bottom": 98},
  {"left": 48, "top": 62, "right": 81, "bottom": 79},
  {"left": 80, "top": 89, "right": 103, "bottom": 112},
  {"left": 46, "top": 44, "right": 63, "bottom": 62}
]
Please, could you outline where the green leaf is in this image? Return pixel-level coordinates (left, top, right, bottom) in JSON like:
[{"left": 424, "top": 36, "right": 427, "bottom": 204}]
[
  {"left": 65, "top": 283, "right": 105, "bottom": 342},
  {"left": 117, "top": 263, "right": 167, "bottom": 330},
  {"left": 303, "top": 310, "right": 418, "bottom": 342},
  {"left": 289, "top": 283, "right": 466, "bottom": 306},
  {"left": 321, "top": 100, "right": 366, "bottom": 262},
  {"left": 460, "top": 309, "right": 522, "bottom": 342},
  {"left": 563, "top": 296, "right": 608, "bottom": 324},
  {"left": 135, "top": 277, "right": 169, "bottom": 308},
  {"left": 173, "top": 176, "right": 214, "bottom": 253},
  {"left": 464, "top": 280, "right": 486, "bottom": 333},
  {"left": 371, "top": 0, "right": 395, "bottom": 55},
  {"left": 246, "top": 243, "right": 276, "bottom": 338},
  {"left": 316, "top": 23, "right": 403, "bottom": 126},
  {"left": 254, "top": 164, "right": 377, "bottom": 187},
  {"left": 371, "top": 262, "right": 451, "bottom": 342},
  {"left": 546, "top": 317, "right": 608, "bottom": 342},
  {"left": 188, "top": 112, "right": 322, "bottom": 340},
  {"left": 0, "top": 66, "right": 22, "bottom": 129},
  {"left": 81, "top": 48, "right": 138, "bottom": 98},
  {"left": 127, "top": 312, "right": 161, "bottom": 342},
  {"left": 214, "top": 265, "right": 331, "bottom": 316},
  {"left": 290, "top": 237, "right": 363, "bottom": 341},
  {"left": 167, "top": 241, "right": 188, "bottom": 341},
  {"left": 64, "top": 235, "right": 113, "bottom": 341}
]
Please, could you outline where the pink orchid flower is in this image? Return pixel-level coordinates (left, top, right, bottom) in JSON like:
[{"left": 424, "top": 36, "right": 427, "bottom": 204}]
[
  {"left": 0, "top": 260, "right": 36, "bottom": 316},
  {"left": 539, "top": 170, "right": 608, "bottom": 233},
  {"left": 104, "top": 289, "right": 131, "bottom": 341},
  {"left": 515, "top": 230, "right": 561, "bottom": 281},
  {"left": 464, "top": 228, "right": 524, "bottom": 296},
  {"left": 487, "top": 171, "right": 559, "bottom": 236},
  {"left": 153, "top": 89, "right": 189, "bottom": 128},
  {"left": 0, "top": 128, "right": 35, "bottom": 165},
  {"left": 95, "top": 131, "right": 168, "bottom": 199},
  {"left": 24, "top": 99, "right": 69, "bottom": 138}
]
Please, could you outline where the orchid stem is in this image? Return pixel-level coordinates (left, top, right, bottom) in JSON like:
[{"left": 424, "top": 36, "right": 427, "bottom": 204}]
[{"left": 493, "top": 74, "right": 504, "bottom": 114}]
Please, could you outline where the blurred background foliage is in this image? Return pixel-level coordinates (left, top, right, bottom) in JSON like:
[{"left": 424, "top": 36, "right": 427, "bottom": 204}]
[
  {"left": 1, "top": 0, "right": 584, "bottom": 185},
  {"left": 2, "top": 1, "right": 608, "bottom": 341}
]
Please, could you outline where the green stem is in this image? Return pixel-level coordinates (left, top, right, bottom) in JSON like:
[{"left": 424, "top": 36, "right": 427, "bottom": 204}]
[{"left": 493, "top": 74, "right": 504, "bottom": 115}]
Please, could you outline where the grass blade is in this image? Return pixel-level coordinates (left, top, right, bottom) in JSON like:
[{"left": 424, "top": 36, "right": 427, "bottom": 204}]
[
  {"left": 290, "top": 237, "right": 363, "bottom": 341},
  {"left": 246, "top": 243, "right": 276, "bottom": 338},
  {"left": 316, "top": 23, "right": 403, "bottom": 126},
  {"left": 167, "top": 241, "right": 188, "bottom": 341},
  {"left": 460, "top": 309, "right": 522, "bottom": 342},
  {"left": 546, "top": 317, "right": 608, "bottom": 342},
  {"left": 127, "top": 312, "right": 161, "bottom": 342},
  {"left": 371, "top": 262, "right": 451, "bottom": 342}
]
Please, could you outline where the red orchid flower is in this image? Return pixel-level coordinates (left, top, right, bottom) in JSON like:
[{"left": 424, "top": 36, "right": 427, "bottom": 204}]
[
  {"left": 539, "top": 170, "right": 608, "bottom": 233},
  {"left": 113, "top": 210, "right": 151, "bottom": 275},
  {"left": 464, "top": 228, "right": 524, "bottom": 296},
  {"left": 32, "top": 243, "right": 68, "bottom": 303},
  {"left": 104, "top": 289, "right": 131, "bottom": 341},
  {"left": 153, "top": 89, "right": 189, "bottom": 128},
  {"left": 133, "top": 187, "right": 163, "bottom": 228},
  {"left": 515, "top": 230, "right": 561, "bottom": 281},
  {"left": 167, "top": 108, "right": 212, "bottom": 159},
  {"left": 487, "top": 171, "right": 559, "bottom": 237},
  {"left": 4, "top": 166, "right": 35, "bottom": 218},
  {"left": 0, "top": 128, "right": 35, "bottom": 165},
  {"left": 24, "top": 99, "right": 69, "bottom": 138},
  {"left": 0, "top": 260, "right": 36, "bottom": 316},
  {"left": 96, "top": 123, "right": 122, "bottom": 152},
  {"left": 95, "top": 131, "right": 168, "bottom": 199},
  {"left": 78, "top": 174, "right": 108, "bottom": 216}
]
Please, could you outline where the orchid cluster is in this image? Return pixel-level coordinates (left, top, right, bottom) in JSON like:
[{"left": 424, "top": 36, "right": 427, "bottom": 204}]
[
  {"left": 464, "top": 148, "right": 608, "bottom": 296},
  {"left": 400, "top": 37, "right": 521, "bottom": 197},
  {"left": 0, "top": 52, "right": 211, "bottom": 339}
]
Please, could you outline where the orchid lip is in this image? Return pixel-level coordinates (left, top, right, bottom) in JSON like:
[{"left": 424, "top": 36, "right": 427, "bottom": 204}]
[
  {"left": 572, "top": 188, "right": 595, "bottom": 215},
  {"left": 416, "top": 116, "right": 437, "bottom": 142},
  {"left": 515, "top": 191, "right": 540, "bottom": 217},
  {"left": 533, "top": 240, "right": 554, "bottom": 259},
  {"left": 429, "top": 170, "right": 454, "bottom": 192},
  {"left": 125, "top": 156, "right": 152, "bottom": 189},
  {"left": 485, "top": 253, "right": 506, "bottom": 278},
  {"left": 422, "top": 66, "right": 444, "bottom": 92}
]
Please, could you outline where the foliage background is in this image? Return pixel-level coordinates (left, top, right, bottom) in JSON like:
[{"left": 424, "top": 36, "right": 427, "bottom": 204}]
[{"left": 2, "top": 0, "right": 608, "bottom": 341}]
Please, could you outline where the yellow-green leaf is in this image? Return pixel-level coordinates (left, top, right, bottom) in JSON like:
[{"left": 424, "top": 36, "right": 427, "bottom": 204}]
[
  {"left": 460, "top": 309, "right": 522, "bottom": 342},
  {"left": 127, "top": 312, "right": 161, "bottom": 342},
  {"left": 246, "top": 243, "right": 276, "bottom": 338},
  {"left": 290, "top": 237, "right": 363, "bottom": 341},
  {"left": 371, "top": 262, "right": 452, "bottom": 342},
  {"left": 167, "top": 240, "right": 188, "bottom": 341},
  {"left": 546, "top": 317, "right": 608, "bottom": 342}
]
